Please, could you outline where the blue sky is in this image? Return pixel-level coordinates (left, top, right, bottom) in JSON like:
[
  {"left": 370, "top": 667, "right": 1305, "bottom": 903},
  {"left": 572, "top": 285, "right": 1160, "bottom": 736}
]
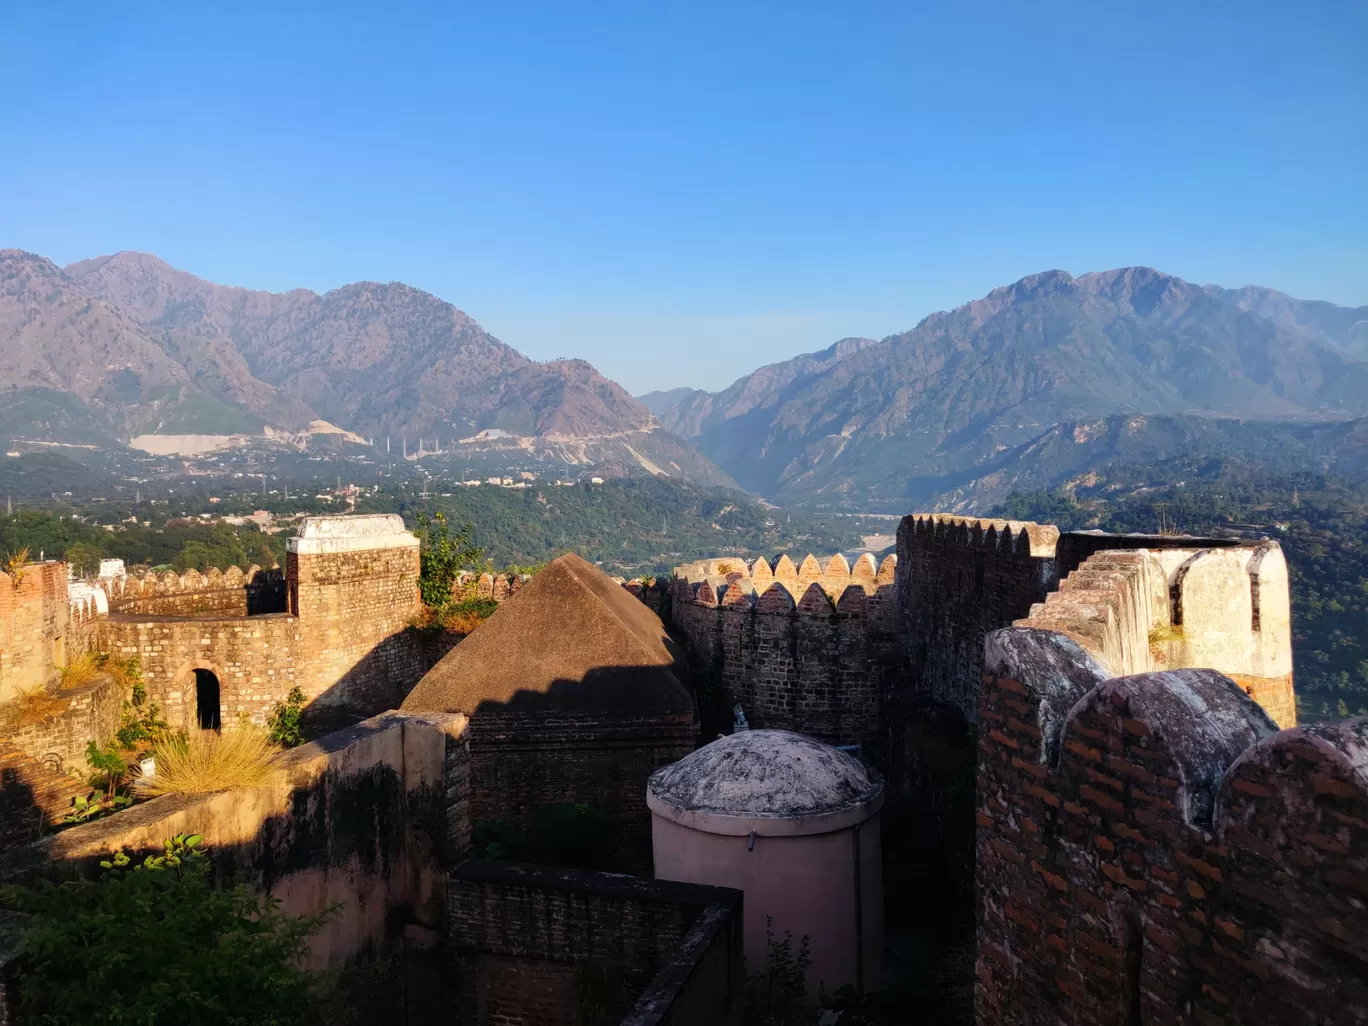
[{"left": 2, "top": 1, "right": 1365, "bottom": 393}]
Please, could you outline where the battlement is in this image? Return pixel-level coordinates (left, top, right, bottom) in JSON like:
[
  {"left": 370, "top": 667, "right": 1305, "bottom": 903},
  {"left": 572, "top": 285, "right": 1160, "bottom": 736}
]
[
  {"left": 1014, "top": 541, "right": 1295, "bottom": 728},
  {"left": 672, "top": 552, "right": 897, "bottom": 618},
  {"left": 903, "top": 513, "right": 1060, "bottom": 558},
  {"left": 98, "top": 564, "right": 286, "bottom": 617},
  {"left": 668, "top": 553, "right": 900, "bottom": 745},
  {"left": 977, "top": 626, "right": 1367, "bottom": 1024}
]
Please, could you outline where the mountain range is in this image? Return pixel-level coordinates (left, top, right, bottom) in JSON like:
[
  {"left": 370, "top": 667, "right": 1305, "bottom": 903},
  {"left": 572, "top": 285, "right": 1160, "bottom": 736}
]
[
  {"left": 642, "top": 267, "right": 1368, "bottom": 508},
  {"left": 0, "top": 249, "right": 732, "bottom": 485},
  {"left": 5, "top": 250, "right": 1368, "bottom": 511}
]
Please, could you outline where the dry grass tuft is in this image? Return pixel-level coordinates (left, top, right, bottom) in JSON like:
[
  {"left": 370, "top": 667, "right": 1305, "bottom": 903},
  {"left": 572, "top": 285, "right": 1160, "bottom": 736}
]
[
  {"left": 142, "top": 726, "right": 282, "bottom": 797},
  {"left": 2, "top": 685, "right": 70, "bottom": 728},
  {"left": 58, "top": 653, "right": 104, "bottom": 689}
]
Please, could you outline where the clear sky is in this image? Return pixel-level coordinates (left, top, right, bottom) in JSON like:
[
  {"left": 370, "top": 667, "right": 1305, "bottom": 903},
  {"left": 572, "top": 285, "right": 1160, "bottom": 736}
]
[{"left": 2, "top": 1, "right": 1365, "bottom": 393}]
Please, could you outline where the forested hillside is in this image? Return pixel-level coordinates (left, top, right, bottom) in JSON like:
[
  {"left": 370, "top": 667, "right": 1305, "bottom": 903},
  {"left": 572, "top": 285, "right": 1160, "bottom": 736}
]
[{"left": 1, "top": 477, "right": 869, "bottom": 579}]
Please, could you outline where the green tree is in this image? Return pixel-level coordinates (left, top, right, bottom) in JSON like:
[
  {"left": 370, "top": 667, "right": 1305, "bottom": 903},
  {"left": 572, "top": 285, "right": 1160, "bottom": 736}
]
[
  {"left": 414, "top": 510, "right": 483, "bottom": 609},
  {"left": 0, "top": 834, "right": 328, "bottom": 1026},
  {"left": 64, "top": 541, "right": 104, "bottom": 577}
]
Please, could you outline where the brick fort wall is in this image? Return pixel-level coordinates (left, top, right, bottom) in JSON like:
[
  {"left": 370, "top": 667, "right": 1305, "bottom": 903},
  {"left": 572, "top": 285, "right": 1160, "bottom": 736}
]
[
  {"left": 448, "top": 859, "right": 742, "bottom": 1026},
  {"left": 669, "top": 552, "right": 899, "bottom": 745},
  {"left": 468, "top": 711, "right": 698, "bottom": 875},
  {"left": 977, "top": 626, "right": 1367, "bottom": 1026}
]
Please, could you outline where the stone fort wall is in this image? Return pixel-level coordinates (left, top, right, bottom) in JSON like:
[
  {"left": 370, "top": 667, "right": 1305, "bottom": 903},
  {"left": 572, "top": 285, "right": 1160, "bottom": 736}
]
[
  {"left": 94, "top": 515, "right": 428, "bottom": 731},
  {"left": 977, "top": 627, "right": 1366, "bottom": 1025},
  {"left": 100, "top": 564, "right": 287, "bottom": 617},
  {"left": 669, "top": 552, "right": 898, "bottom": 745}
]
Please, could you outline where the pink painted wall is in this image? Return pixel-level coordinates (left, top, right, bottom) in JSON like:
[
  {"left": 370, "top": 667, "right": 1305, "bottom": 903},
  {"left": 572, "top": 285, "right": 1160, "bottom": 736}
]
[{"left": 652, "top": 814, "right": 883, "bottom": 994}]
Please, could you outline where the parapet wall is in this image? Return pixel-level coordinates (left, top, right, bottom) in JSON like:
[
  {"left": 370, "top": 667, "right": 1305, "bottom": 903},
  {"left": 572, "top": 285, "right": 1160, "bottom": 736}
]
[
  {"left": 448, "top": 860, "right": 743, "bottom": 1026},
  {"left": 2, "top": 711, "right": 471, "bottom": 971},
  {"left": 976, "top": 627, "right": 1367, "bottom": 1026},
  {"left": 98, "top": 565, "right": 287, "bottom": 617},
  {"left": 896, "top": 515, "right": 1059, "bottom": 721},
  {"left": 670, "top": 553, "right": 898, "bottom": 744}
]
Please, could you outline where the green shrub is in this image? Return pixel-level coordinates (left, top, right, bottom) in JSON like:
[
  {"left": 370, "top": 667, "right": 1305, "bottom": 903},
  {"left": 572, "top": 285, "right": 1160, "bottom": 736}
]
[
  {"left": 0, "top": 834, "right": 328, "bottom": 1026},
  {"left": 267, "top": 686, "right": 307, "bottom": 748},
  {"left": 744, "top": 917, "right": 815, "bottom": 1026}
]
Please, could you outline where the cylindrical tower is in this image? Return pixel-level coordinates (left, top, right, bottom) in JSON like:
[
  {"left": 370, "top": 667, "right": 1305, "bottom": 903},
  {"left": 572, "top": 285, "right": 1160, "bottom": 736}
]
[{"left": 648, "top": 729, "right": 884, "bottom": 995}]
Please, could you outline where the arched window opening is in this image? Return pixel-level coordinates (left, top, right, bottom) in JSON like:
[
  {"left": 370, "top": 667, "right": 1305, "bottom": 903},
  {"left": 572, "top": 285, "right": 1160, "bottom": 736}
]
[{"left": 194, "top": 669, "right": 221, "bottom": 731}]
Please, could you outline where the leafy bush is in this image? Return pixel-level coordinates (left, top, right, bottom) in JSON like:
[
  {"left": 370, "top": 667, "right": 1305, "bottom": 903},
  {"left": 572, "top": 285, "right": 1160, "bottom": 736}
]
[
  {"left": 65, "top": 788, "right": 132, "bottom": 823},
  {"left": 143, "top": 727, "right": 281, "bottom": 797},
  {"left": 744, "top": 917, "right": 815, "bottom": 1025},
  {"left": 0, "top": 833, "right": 327, "bottom": 1026},
  {"left": 414, "top": 510, "right": 483, "bottom": 609},
  {"left": 267, "top": 686, "right": 308, "bottom": 747},
  {"left": 109, "top": 655, "right": 172, "bottom": 756}
]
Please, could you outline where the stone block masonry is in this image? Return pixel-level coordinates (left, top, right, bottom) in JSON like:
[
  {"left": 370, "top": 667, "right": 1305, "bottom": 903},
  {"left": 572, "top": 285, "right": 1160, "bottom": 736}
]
[
  {"left": 976, "top": 627, "right": 1367, "bottom": 1026},
  {"left": 448, "top": 860, "right": 743, "bottom": 1026},
  {"left": 93, "top": 514, "right": 429, "bottom": 730}
]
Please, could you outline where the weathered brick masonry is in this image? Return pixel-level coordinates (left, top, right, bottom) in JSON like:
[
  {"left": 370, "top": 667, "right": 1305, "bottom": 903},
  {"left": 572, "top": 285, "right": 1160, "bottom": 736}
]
[
  {"left": 977, "top": 627, "right": 1367, "bottom": 1026},
  {"left": 670, "top": 552, "right": 898, "bottom": 745},
  {"left": 1, "top": 562, "right": 86, "bottom": 704},
  {"left": 448, "top": 860, "right": 742, "bottom": 1026},
  {"left": 467, "top": 711, "right": 696, "bottom": 874}
]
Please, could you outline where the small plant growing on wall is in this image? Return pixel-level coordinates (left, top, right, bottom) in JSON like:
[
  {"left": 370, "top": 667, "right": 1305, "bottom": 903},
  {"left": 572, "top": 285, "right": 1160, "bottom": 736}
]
[
  {"left": 267, "top": 686, "right": 308, "bottom": 747},
  {"left": 0, "top": 833, "right": 328, "bottom": 1025},
  {"left": 4, "top": 545, "right": 31, "bottom": 588}
]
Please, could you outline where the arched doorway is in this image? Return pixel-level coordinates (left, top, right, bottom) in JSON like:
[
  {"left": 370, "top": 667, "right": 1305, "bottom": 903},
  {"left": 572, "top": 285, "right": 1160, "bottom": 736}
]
[{"left": 194, "top": 669, "right": 221, "bottom": 730}]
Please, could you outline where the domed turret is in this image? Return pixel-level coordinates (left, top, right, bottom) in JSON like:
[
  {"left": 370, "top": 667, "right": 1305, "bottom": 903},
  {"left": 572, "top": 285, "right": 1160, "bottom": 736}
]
[{"left": 648, "top": 730, "right": 884, "bottom": 995}]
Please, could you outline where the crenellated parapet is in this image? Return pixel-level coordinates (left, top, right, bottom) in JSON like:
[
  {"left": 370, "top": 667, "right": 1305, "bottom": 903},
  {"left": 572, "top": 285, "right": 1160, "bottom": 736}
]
[
  {"left": 977, "top": 626, "right": 1367, "bottom": 1026},
  {"left": 896, "top": 514, "right": 1060, "bottom": 720},
  {"left": 901, "top": 513, "right": 1060, "bottom": 559},
  {"left": 451, "top": 570, "right": 530, "bottom": 604},
  {"left": 672, "top": 551, "right": 897, "bottom": 618},
  {"left": 98, "top": 564, "right": 287, "bottom": 617},
  {"left": 668, "top": 552, "right": 899, "bottom": 746}
]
